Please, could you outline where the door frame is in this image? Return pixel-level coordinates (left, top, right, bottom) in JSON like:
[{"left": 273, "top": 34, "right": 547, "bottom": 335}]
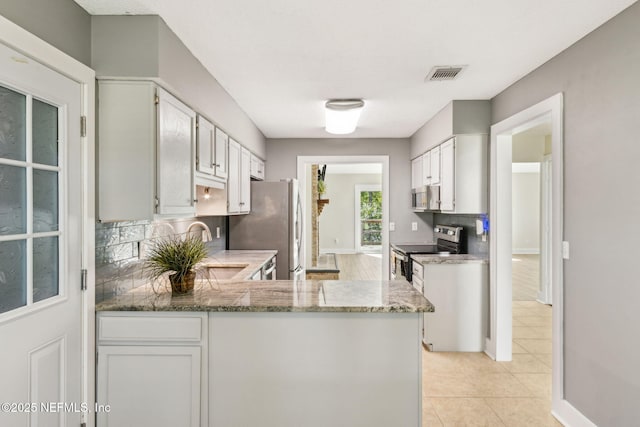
[
  {"left": 489, "top": 93, "right": 585, "bottom": 425},
  {"left": 354, "top": 184, "right": 382, "bottom": 253},
  {"left": 0, "top": 15, "right": 96, "bottom": 427},
  {"left": 297, "top": 156, "right": 390, "bottom": 278},
  {"left": 538, "top": 154, "right": 553, "bottom": 304}
]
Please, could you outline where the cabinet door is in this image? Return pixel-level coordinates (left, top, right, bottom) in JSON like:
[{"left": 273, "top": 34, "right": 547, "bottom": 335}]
[
  {"left": 156, "top": 87, "right": 196, "bottom": 216},
  {"left": 240, "top": 147, "right": 251, "bottom": 212},
  {"left": 196, "top": 116, "right": 215, "bottom": 176},
  {"left": 440, "top": 138, "right": 455, "bottom": 211},
  {"left": 430, "top": 145, "right": 441, "bottom": 185},
  {"left": 97, "top": 345, "right": 201, "bottom": 427},
  {"left": 227, "top": 138, "right": 242, "bottom": 213},
  {"left": 411, "top": 156, "right": 423, "bottom": 189},
  {"left": 214, "top": 127, "right": 228, "bottom": 180},
  {"left": 422, "top": 151, "right": 432, "bottom": 185},
  {"left": 250, "top": 154, "right": 265, "bottom": 180}
]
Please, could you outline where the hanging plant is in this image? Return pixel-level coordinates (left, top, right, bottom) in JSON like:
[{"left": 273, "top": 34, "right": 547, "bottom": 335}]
[{"left": 317, "top": 179, "right": 326, "bottom": 196}]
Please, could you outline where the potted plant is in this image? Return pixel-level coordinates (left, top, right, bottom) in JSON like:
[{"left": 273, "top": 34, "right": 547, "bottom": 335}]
[
  {"left": 144, "top": 235, "right": 208, "bottom": 294},
  {"left": 317, "top": 179, "right": 326, "bottom": 198}
]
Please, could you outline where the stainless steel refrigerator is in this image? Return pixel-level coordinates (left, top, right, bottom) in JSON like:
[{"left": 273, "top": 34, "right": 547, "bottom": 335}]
[{"left": 228, "top": 179, "right": 303, "bottom": 279}]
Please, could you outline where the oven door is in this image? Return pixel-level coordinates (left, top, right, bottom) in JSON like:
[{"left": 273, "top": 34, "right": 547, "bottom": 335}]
[{"left": 392, "top": 249, "right": 411, "bottom": 282}]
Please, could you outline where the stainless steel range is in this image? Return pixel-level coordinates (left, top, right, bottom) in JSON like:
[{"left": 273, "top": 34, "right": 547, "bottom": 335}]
[{"left": 390, "top": 225, "right": 464, "bottom": 282}]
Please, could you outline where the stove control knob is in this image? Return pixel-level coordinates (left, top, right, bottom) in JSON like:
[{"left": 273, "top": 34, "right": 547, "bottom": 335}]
[
  {"left": 448, "top": 230, "right": 454, "bottom": 235},
  {"left": 434, "top": 227, "right": 440, "bottom": 233}
]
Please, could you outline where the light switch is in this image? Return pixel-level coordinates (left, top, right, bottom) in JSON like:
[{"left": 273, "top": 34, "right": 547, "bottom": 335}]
[
  {"left": 389, "top": 222, "right": 395, "bottom": 231},
  {"left": 411, "top": 222, "right": 418, "bottom": 231},
  {"left": 562, "top": 241, "right": 570, "bottom": 259},
  {"left": 216, "top": 227, "right": 221, "bottom": 239}
]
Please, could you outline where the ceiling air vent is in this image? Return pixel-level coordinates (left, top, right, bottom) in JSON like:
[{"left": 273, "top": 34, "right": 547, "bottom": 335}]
[{"left": 425, "top": 65, "right": 466, "bottom": 81}]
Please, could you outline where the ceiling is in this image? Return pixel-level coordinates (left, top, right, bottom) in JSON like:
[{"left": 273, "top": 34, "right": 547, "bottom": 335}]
[{"left": 74, "top": 0, "right": 636, "bottom": 139}]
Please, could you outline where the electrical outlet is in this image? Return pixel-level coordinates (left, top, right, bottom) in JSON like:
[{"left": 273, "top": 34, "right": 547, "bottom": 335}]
[
  {"left": 411, "top": 222, "right": 418, "bottom": 231},
  {"left": 334, "top": 238, "right": 339, "bottom": 244},
  {"left": 389, "top": 222, "right": 395, "bottom": 231}
]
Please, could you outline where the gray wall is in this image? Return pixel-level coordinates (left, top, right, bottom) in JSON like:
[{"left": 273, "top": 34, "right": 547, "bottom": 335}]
[
  {"left": 319, "top": 173, "right": 382, "bottom": 251},
  {"left": 491, "top": 3, "right": 640, "bottom": 425},
  {"left": 92, "top": 15, "right": 266, "bottom": 158},
  {"left": 267, "top": 138, "right": 435, "bottom": 245},
  {"left": 411, "top": 100, "right": 491, "bottom": 158},
  {"left": 0, "top": 0, "right": 91, "bottom": 65}
]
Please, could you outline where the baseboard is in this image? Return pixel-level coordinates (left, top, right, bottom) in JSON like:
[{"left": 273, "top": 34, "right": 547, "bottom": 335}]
[
  {"left": 512, "top": 249, "right": 540, "bottom": 255},
  {"left": 552, "top": 398, "right": 598, "bottom": 427}
]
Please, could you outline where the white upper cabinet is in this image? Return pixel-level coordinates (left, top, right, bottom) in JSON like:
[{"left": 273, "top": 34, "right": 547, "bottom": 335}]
[
  {"left": 227, "top": 139, "right": 251, "bottom": 214},
  {"left": 240, "top": 147, "right": 251, "bottom": 212},
  {"left": 439, "top": 138, "right": 455, "bottom": 211},
  {"left": 411, "top": 156, "right": 423, "bottom": 189},
  {"left": 196, "top": 116, "right": 228, "bottom": 185},
  {"left": 250, "top": 154, "right": 265, "bottom": 181},
  {"left": 97, "top": 81, "right": 195, "bottom": 221},
  {"left": 439, "top": 135, "right": 487, "bottom": 213},
  {"left": 214, "top": 127, "right": 229, "bottom": 180},
  {"left": 429, "top": 145, "right": 441, "bottom": 186},
  {"left": 196, "top": 115, "right": 215, "bottom": 175},
  {"left": 422, "top": 151, "right": 431, "bottom": 185}
]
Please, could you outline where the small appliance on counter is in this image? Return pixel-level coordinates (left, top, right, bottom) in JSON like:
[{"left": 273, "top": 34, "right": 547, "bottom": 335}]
[{"left": 390, "top": 225, "right": 465, "bottom": 282}]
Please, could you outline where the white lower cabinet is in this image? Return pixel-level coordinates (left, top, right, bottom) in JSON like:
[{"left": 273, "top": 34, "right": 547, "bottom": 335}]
[{"left": 96, "top": 313, "right": 207, "bottom": 427}]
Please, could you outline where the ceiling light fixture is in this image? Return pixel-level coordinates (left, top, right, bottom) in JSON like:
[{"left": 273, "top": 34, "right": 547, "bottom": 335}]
[{"left": 324, "top": 99, "right": 365, "bottom": 135}]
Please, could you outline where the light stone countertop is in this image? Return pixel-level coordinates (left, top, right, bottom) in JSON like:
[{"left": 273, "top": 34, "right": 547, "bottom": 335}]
[
  {"left": 95, "top": 279, "right": 434, "bottom": 313},
  {"left": 200, "top": 249, "right": 278, "bottom": 280},
  {"left": 411, "top": 254, "right": 489, "bottom": 264}
]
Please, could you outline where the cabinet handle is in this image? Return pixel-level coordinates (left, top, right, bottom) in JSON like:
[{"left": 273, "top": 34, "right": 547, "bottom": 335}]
[
  {"left": 239, "top": 202, "right": 245, "bottom": 205},
  {"left": 214, "top": 163, "right": 220, "bottom": 167}
]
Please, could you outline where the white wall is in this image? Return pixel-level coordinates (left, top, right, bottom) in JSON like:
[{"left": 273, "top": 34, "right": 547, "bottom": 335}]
[
  {"left": 491, "top": 2, "right": 640, "bottom": 424},
  {"left": 319, "top": 173, "right": 382, "bottom": 252},
  {"left": 512, "top": 170, "right": 540, "bottom": 253}
]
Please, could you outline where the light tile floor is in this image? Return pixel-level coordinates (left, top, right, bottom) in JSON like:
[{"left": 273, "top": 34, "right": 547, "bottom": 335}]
[{"left": 422, "top": 301, "right": 560, "bottom": 426}]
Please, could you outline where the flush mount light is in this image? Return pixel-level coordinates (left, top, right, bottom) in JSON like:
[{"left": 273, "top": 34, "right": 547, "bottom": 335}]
[{"left": 325, "top": 99, "right": 365, "bottom": 135}]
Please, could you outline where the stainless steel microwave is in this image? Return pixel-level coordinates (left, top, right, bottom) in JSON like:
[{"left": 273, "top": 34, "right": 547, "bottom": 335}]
[{"left": 411, "top": 185, "right": 440, "bottom": 211}]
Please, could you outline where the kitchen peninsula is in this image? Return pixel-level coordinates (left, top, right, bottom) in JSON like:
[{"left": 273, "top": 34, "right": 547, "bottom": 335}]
[{"left": 96, "top": 278, "right": 433, "bottom": 427}]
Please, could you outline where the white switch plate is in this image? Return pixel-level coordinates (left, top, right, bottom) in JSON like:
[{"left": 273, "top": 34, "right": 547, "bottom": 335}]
[
  {"left": 389, "top": 222, "right": 395, "bottom": 231},
  {"left": 411, "top": 222, "right": 418, "bottom": 231},
  {"left": 216, "top": 227, "right": 221, "bottom": 239},
  {"left": 562, "top": 241, "right": 570, "bottom": 259}
]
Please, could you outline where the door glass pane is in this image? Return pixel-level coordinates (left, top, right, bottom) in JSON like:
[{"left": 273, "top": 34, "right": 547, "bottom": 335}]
[
  {"left": 33, "top": 169, "right": 58, "bottom": 232},
  {"left": 33, "top": 236, "right": 59, "bottom": 303},
  {"left": 0, "top": 85, "right": 26, "bottom": 161},
  {"left": 0, "top": 240, "right": 26, "bottom": 313},
  {"left": 32, "top": 99, "right": 58, "bottom": 166},
  {"left": 0, "top": 164, "right": 26, "bottom": 235}
]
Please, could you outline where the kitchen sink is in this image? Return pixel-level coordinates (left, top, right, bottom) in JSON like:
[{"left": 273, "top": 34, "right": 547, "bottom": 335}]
[{"left": 201, "top": 263, "right": 248, "bottom": 280}]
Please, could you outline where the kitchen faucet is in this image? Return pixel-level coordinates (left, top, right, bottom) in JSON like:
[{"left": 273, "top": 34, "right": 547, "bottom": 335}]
[{"left": 187, "top": 221, "right": 213, "bottom": 242}]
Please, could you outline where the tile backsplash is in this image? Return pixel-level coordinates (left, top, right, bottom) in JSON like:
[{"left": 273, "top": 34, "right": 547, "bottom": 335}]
[
  {"left": 433, "top": 213, "right": 489, "bottom": 257},
  {"left": 95, "top": 216, "right": 226, "bottom": 303}
]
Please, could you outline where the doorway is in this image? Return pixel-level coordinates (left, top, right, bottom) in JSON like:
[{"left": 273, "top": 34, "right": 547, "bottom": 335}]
[
  {"left": 0, "top": 21, "right": 95, "bottom": 427},
  {"left": 489, "top": 93, "right": 566, "bottom": 419},
  {"left": 297, "top": 156, "right": 390, "bottom": 279}
]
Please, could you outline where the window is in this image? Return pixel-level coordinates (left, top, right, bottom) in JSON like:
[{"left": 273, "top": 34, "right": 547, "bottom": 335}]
[{"left": 0, "top": 84, "right": 62, "bottom": 315}]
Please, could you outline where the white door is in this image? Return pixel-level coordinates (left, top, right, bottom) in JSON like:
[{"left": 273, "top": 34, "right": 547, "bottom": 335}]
[
  {"left": 240, "top": 147, "right": 251, "bottom": 212},
  {"left": 0, "top": 43, "right": 83, "bottom": 426}
]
